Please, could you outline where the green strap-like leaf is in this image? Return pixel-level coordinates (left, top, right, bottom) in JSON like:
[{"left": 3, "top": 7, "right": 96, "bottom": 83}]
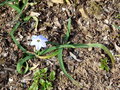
[
  {"left": 35, "top": 50, "right": 59, "bottom": 59},
  {"left": 23, "top": 16, "right": 32, "bottom": 21},
  {"left": 12, "top": 0, "right": 28, "bottom": 23},
  {"left": 10, "top": 22, "right": 35, "bottom": 74},
  {"left": 0, "top": 0, "right": 14, "bottom": 6},
  {"left": 66, "top": 18, "right": 71, "bottom": 41},
  {"left": 46, "top": 41, "right": 59, "bottom": 46},
  {"left": 38, "top": 43, "right": 115, "bottom": 67},
  {"left": 0, "top": 0, "right": 8, "bottom": 6},
  {"left": 7, "top": 3, "right": 21, "bottom": 13},
  {"left": 38, "top": 46, "right": 58, "bottom": 55},
  {"left": 10, "top": 22, "right": 27, "bottom": 53},
  {"left": 58, "top": 48, "right": 82, "bottom": 87},
  {"left": 58, "top": 48, "right": 74, "bottom": 81},
  {"left": 17, "top": 55, "right": 34, "bottom": 74},
  {"left": 86, "top": 43, "right": 115, "bottom": 66},
  {"left": 63, "top": 18, "right": 71, "bottom": 43},
  {"left": 58, "top": 43, "right": 115, "bottom": 67}
]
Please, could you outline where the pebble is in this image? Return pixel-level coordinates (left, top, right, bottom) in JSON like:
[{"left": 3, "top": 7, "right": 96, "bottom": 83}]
[
  {"left": 103, "top": 36, "right": 108, "bottom": 40},
  {"left": 3, "top": 52, "right": 8, "bottom": 57},
  {"left": 9, "top": 78, "right": 13, "bottom": 82},
  {"left": 62, "top": 8, "right": 66, "bottom": 11},
  {"left": 104, "top": 19, "right": 109, "bottom": 24}
]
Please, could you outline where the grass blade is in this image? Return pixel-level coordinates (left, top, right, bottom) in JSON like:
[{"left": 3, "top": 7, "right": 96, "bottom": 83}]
[
  {"left": 10, "top": 22, "right": 27, "bottom": 53},
  {"left": 0, "top": 0, "right": 14, "bottom": 6},
  {"left": 63, "top": 18, "right": 71, "bottom": 43},
  {"left": 86, "top": 43, "right": 115, "bottom": 66},
  {"left": 0, "top": 0, "right": 8, "bottom": 6},
  {"left": 66, "top": 18, "right": 71, "bottom": 40},
  {"left": 7, "top": 3, "right": 21, "bottom": 13},
  {"left": 34, "top": 50, "right": 59, "bottom": 59},
  {"left": 58, "top": 48, "right": 82, "bottom": 87},
  {"left": 38, "top": 46, "right": 58, "bottom": 55},
  {"left": 58, "top": 44, "right": 88, "bottom": 48},
  {"left": 58, "top": 43, "right": 115, "bottom": 67},
  {"left": 11, "top": 0, "right": 28, "bottom": 23},
  {"left": 17, "top": 55, "right": 34, "bottom": 74},
  {"left": 46, "top": 41, "right": 59, "bottom": 46}
]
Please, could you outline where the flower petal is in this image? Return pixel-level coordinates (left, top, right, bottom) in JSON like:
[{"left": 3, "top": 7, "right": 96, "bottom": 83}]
[
  {"left": 38, "top": 35, "right": 48, "bottom": 41},
  {"left": 31, "top": 35, "right": 38, "bottom": 40},
  {"left": 40, "top": 41, "right": 47, "bottom": 47},
  {"left": 30, "top": 41, "right": 35, "bottom": 46},
  {"left": 30, "top": 35, "right": 48, "bottom": 51},
  {"left": 35, "top": 44, "right": 42, "bottom": 51}
]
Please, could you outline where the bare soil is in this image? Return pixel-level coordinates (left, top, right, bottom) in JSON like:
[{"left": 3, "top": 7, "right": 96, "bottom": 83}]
[{"left": 0, "top": 0, "right": 120, "bottom": 90}]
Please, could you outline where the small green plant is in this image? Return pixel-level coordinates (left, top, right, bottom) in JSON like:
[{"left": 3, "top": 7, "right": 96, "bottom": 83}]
[
  {"left": 11, "top": 18, "right": 115, "bottom": 87},
  {"left": 99, "top": 58, "right": 110, "bottom": 71},
  {"left": 29, "top": 68, "right": 55, "bottom": 90}
]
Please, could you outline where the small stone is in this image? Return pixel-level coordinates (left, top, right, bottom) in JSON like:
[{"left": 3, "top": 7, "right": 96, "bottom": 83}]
[
  {"left": 62, "top": 8, "right": 66, "bottom": 11},
  {"left": 3, "top": 52, "right": 8, "bottom": 57},
  {"left": 30, "top": 12, "right": 40, "bottom": 17},
  {"left": 104, "top": 19, "right": 109, "bottom": 24},
  {"left": 88, "top": 47, "right": 92, "bottom": 51},
  {"left": 103, "top": 36, "right": 108, "bottom": 40},
  {"left": 9, "top": 78, "right": 13, "bottom": 82}
]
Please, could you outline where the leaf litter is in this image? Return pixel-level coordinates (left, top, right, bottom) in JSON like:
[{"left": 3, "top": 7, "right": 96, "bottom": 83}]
[{"left": 0, "top": 0, "right": 120, "bottom": 89}]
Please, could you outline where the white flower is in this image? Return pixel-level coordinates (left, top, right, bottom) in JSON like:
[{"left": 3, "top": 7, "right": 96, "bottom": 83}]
[{"left": 30, "top": 35, "right": 48, "bottom": 51}]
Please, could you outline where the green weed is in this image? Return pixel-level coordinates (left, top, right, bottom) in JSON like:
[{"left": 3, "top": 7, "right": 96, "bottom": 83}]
[
  {"left": 11, "top": 18, "right": 115, "bottom": 87},
  {"left": 29, "top": 68, "right": 55, "bottom": 90},
  {"left": 99, "top": 58, "right": 110, "bottom": 72}
]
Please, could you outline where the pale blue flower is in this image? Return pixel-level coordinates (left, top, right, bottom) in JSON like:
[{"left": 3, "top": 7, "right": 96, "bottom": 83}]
[{"left": 30, "top": 35, "right": 48, "bottom": 51}]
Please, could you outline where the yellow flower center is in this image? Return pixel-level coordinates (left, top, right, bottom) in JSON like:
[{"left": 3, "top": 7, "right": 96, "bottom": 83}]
[{"left": 37, "top": 39, "right": 41, "bottom": 42}]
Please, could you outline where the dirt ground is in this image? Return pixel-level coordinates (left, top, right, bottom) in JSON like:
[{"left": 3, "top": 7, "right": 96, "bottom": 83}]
[{"left": 0, "top": 0, "right": 120, "bottom": 90}]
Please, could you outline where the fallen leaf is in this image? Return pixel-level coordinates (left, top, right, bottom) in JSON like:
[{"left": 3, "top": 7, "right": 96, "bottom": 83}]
[
  {"left": 0, "top": 58, "right": 5, "bottom": 65},
  {"left": 64, "top": 0, "right": 71, "bottom": 5},
  {"left": 114, "top": 43, "right": 120, "bottom": 53},
  {"left": 69, "top": 52, "right": 81, "bottom": 62},
  {"left": 30, "top": 63, "right": 39, "bottom": 70},
  {"left": 79, "top": 7, "right": 89, "bottom": 19},
  {"left": 30, "top": 12, "right": 40, "bottom": 17},
  {"left": 51, "top": 0, "right": 64, "bottom": 4}
]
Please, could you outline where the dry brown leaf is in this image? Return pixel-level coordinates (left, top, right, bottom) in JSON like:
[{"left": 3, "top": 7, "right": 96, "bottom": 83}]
[
  {"left": 114, "top": 43, "right": 120, "bottom": 53},
  {"left": 30, "top": 11, "right": 40, "bottom": 17},
  {"left": 69, "top": 52, "right": 81, "bottom": 62},
  {"left": 65, "top": 0, "right": 71, "bottom": 5},
  {"left": 51, "top": 0, "right": 64, "bottom": 4},
  {"left": 0, "top": 58, "right": 6, "bottom": 65},
  {"left": 30, "top": 63, "right": 39, "bottom": 70},
  {"left": 79, "top": 7, "right": 89, "bottom": 19}
]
